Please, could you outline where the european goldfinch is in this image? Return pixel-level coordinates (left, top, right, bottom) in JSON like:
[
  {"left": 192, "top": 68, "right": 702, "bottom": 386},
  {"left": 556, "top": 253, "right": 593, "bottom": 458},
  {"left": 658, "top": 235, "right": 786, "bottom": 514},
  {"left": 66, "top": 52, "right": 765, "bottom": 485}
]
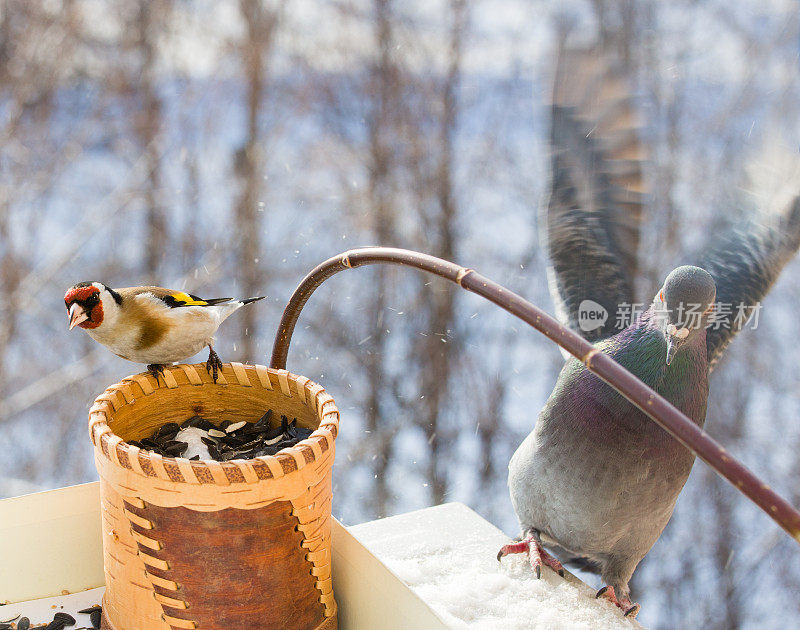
[{"left": 65, "top": 281, "right": 265, "bottom": 382}]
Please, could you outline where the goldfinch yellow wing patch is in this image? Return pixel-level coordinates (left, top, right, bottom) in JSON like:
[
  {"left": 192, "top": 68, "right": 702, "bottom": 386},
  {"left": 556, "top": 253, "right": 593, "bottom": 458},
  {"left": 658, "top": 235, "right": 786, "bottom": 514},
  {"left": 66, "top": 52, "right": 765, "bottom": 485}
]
[{"left": 160, "top": 292, "right": 233, "bottom": 308}]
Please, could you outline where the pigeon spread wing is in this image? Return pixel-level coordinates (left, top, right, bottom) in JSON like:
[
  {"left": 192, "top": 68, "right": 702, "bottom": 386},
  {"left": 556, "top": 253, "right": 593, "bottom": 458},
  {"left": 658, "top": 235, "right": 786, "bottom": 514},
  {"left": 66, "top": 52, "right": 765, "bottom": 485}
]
[
  {"left": 698, "top": 197, "right": 800, "bottom": 370},
  {"left": 543, "top": 46, "right": 647, "bottom": 342}
]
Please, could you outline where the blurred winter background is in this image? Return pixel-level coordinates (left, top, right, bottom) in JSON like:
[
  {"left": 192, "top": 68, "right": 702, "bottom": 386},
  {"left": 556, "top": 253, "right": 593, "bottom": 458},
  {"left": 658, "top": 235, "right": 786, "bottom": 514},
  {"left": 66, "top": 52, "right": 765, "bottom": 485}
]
[{"left": 0, "top": 0, "right": 798, "bottom": 627}]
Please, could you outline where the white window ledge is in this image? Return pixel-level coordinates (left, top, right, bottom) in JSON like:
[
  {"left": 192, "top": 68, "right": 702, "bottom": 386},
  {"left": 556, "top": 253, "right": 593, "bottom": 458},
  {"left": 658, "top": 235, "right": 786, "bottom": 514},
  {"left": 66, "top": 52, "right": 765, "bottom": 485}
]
[{"left": 0, "top": 484, "right": 643, "bottom": 629}]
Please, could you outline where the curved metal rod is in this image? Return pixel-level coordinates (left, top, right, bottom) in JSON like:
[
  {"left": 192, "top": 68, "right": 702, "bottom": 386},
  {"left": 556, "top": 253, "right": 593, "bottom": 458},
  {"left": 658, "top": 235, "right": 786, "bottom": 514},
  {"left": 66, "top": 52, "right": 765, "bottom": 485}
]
[{"left": 271, "top": 246, "right": 800, "bottom": 544}]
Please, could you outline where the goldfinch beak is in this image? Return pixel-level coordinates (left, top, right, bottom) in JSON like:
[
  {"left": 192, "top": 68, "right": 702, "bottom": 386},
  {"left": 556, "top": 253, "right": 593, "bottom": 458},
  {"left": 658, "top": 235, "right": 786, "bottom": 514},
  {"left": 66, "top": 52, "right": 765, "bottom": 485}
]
[{"left": 68, "top": 303, "right": 89, "bottom": 330}]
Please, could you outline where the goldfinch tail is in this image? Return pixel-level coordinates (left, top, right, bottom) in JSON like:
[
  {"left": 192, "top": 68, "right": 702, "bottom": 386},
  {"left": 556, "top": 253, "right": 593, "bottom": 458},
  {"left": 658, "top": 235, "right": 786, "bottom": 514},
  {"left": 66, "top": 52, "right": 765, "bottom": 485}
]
[{"left": 240, "top": 296, "right": 267, "bottom": 305}]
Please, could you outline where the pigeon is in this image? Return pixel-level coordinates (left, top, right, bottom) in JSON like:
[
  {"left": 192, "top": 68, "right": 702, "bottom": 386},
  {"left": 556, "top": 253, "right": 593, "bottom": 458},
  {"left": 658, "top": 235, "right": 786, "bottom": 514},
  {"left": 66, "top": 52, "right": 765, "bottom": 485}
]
[{"left": 499, "top": 45, "right": 800, "bottom": 617}]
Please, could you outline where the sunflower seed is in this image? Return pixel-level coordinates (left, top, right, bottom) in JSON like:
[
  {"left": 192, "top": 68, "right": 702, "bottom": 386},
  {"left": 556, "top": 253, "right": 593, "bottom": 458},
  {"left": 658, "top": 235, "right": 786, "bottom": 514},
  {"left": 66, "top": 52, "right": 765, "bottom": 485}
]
[
  {"left": 90, "top": 610, "right": 101, "bottom": 630},
  {"left": 207, "top": 429, "right": 226, "bottom": 438},
  {"left": 163, "top": 441, "right": 189, "bottom": 456},
  {"left": 220, "top": 435, "right": 249, "bottom": 448},
  {"left": 18, "top": 618, "right": 30, "bottom": 630},
  {"left": 54, "top": 612, "right": 76, "bottom": 624},
  {"left": 156, "top": 422, "right": 181, "bottom": 439},
  {"left": 225, "top": 421, "right": 247, "bottom": 433},
  {"left": 262, "top": 425, "right": 285, "bottom": 440},
  {"left": 181, "top": 415, "right": 203, "bottom": 429},
  {"left": 253, "top": 409, "right": 272, "bottom": 429},
  {"left": 77, "top": 607, "right": 101, "bottom": 615}
]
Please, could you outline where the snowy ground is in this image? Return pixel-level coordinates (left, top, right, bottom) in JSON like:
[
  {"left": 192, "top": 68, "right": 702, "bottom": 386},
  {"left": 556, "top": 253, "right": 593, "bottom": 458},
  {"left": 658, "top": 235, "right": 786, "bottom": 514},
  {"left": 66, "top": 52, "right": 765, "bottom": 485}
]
[{"left": 349, "top": 503, "right": 643, "bottom": 630}]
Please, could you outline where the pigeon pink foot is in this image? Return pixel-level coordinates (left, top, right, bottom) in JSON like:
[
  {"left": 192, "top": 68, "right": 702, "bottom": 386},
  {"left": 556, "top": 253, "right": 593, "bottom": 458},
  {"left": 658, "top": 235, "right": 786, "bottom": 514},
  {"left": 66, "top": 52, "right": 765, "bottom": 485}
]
[
  {"left": 596, "top": 585, "right": 640, "bottom": 618},
  {"left": 497, "top": 535, "right": 565, "bottom": 579}
]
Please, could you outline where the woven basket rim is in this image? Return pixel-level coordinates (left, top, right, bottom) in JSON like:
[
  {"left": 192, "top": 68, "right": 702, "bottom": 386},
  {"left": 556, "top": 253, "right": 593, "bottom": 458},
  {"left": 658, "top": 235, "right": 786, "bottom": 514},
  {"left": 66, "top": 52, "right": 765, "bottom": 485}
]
[{"left": 89, "top": 362, "right": 339, "bottom": 485}]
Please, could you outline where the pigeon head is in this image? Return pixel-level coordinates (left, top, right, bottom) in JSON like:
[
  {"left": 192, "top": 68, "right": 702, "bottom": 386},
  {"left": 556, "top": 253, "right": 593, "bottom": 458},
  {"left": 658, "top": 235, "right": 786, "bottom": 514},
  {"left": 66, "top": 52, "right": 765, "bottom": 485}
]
[{"left": 653, "top": 266, "right": 716, "bottom": 365}]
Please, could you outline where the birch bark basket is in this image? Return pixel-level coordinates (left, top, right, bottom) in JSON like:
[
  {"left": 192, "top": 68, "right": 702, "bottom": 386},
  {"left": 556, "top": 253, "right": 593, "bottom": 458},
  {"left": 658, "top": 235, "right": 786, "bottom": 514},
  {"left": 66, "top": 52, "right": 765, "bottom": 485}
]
[{"left": 90, "top": 362, "right": 339, "bottom": 630}]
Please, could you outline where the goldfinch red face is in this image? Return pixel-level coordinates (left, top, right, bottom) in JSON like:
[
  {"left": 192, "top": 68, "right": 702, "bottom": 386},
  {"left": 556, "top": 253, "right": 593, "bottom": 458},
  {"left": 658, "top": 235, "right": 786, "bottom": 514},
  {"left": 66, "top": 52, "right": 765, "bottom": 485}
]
[{"left": 65, "top": 282, "right": 104, "bottom": 329}]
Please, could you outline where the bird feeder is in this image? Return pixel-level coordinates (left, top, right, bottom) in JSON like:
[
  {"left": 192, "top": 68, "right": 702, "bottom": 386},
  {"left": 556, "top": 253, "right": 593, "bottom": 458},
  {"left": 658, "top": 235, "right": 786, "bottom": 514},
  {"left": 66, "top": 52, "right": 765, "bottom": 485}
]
[{"left": 90, "top": 363, "right": 338, "bottom": 630}]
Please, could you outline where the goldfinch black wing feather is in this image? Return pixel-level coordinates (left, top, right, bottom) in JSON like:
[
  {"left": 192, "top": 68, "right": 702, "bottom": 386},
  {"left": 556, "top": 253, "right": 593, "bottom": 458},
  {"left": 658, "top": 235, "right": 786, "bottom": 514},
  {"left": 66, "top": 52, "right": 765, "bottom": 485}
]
[{"left": 159, "top": 292, "right": 234, "bottom": 308}]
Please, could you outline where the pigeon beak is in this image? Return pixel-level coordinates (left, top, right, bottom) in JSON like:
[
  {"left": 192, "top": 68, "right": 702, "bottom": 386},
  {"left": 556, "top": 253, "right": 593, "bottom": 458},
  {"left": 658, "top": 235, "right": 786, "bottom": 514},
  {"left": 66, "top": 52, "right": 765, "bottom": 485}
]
[
  {"left": 68, "top": 303, "right": 89, "bottom": 330},
  {"left": 665, "top": 336, "right": 679, "bottom": 365}
]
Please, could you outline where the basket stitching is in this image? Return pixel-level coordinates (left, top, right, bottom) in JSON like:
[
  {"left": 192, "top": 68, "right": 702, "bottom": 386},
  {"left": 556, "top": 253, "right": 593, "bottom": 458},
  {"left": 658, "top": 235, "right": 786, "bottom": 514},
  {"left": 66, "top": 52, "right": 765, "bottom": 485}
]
[
  {"left": 138, "top": 550, "right": 169, "bottom": 571},
  {"left": 162, "top": 370, "right": 179, "bottom": 389},
  {"left": 277, "top": 370, "right": 291, "bottom": 396},
  {"left": 118, "top": 385, "right": 135, "bottom": 404},
  {"left": 154, "top": 592, "right": 187, "bottom": 609},
  {"left": 287, "top": 448, "right": 306, "bottom": 470},
  {"left": 126, "top": 446, "right": 146, "bottom": 476},
  {"left": 254, "top": 364, "right": 273, "bottom": 389},
  {"left": 89, "top": 414, "right": 107, "bottom": 446},
  {"left": 304, "top": 437, "right": 324, "bottom": 461},
  {"left": 148, "top": 452, "right": 170, "bottom": 480},
  {"left": 262, "top": 455, "right": 284, "bottom": 479},
  {"left": 145, "top": 570, "right": 179, "bottom": 591},
  {"left": 181, "top": 364, "right": 203, "bottom": 386},
  {"left": 162, "top": 614, "right": 197, "bottom": 629},
  {"left": 294, "top": 375, "right": 309, "bottom": 403},
  {"left": 107, "top": 435, "right": 124, "bottom": 467},
  {"left": 174, "top": 457, "right": 198, "bottom": 484},
  {"left": 238, "top": 461, "right": 260, "bottom": 484},
  {"left": 123, "top": 507, "right": 153, "bottom": 530},
  {"left": 320, "top": 592, "right": 337, "bottom": 617},
  {"left": 132, "top": 530, "right": 162, "bottom": 551},
  {"left": 95, "top": 391, "right": 119, "bottom": 411},
  {"left": 129, "top": 373, "right": 155, "bottom": 395},
  {"left": 204, "top": 459, "right": 231, "bottom": 486},
  {"left": 231, "top": 361, "right": 251, "bottom": 386}
]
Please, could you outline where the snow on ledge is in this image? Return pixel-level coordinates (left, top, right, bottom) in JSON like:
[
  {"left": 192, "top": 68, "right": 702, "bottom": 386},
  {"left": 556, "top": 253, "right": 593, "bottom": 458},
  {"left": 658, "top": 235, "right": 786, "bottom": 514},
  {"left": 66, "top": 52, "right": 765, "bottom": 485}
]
[{"left": 349, "top": 502, "right": 644, "bottom": 630}]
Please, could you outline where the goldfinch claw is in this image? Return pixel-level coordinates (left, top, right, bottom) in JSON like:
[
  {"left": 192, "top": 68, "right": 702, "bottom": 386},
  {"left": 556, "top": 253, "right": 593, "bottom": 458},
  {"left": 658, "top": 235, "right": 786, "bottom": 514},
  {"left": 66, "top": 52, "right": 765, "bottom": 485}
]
[
  {"left": 206, "top": 348, "right": 223, "bottom": 383},
  {"left": 147, "top": 364, "right": 166, "bottom": 384}
]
